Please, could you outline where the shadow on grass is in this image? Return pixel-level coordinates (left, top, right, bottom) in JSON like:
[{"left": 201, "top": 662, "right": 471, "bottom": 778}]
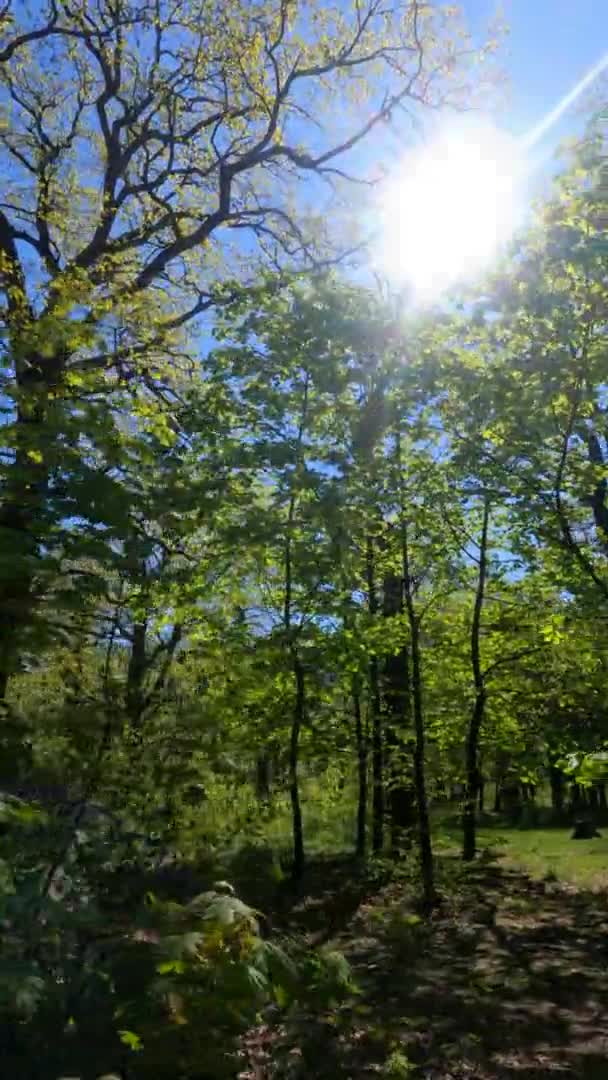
[
  {"left": 243, "top": 854, "right": 608, "bottom": 1080},
  {"left": 115, "top": 834, "right": 608, "bottom": 1078}
]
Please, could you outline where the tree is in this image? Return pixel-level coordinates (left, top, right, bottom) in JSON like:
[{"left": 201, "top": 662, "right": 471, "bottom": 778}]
[
  {"left": 448, "top": 123, "right": 608, "bottom": 611},
  {"left": 462, "top": 494, "right": 489, "bottom": 861},
  {"left": 208, "top": 281, "right": 362, "bottom": 875},
  {"left": 0, "top": 0, "right": 482, "bottom": 694}
]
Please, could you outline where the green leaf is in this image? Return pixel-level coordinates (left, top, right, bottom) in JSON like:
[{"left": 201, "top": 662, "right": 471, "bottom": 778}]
[
  {"left": 156, "top": 960, "right": 187, "bottom": 975},
  {"left": 118, "top": 1029, "right": 143, "bottom": 1052}
]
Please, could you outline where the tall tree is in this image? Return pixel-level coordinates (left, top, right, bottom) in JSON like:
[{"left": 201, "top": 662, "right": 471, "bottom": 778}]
[
  {"left": 444, "top": 123, "right": 608, "bottom": 613},
  {"left": 0, "top": 0, "right": 480, "bottom": 694},
  {"left": 462, "top": 494, "right": 489, "bottom": 861}
]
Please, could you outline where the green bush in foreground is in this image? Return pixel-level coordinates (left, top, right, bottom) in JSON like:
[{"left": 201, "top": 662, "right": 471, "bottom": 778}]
[{"left": 0, "top": 797, "right": 354, "bottom": 1080}]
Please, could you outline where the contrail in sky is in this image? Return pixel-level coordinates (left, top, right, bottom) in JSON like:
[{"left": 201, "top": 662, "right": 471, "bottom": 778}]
[{"left": 522, "top": 50, "right": 608, "bottom": 149}]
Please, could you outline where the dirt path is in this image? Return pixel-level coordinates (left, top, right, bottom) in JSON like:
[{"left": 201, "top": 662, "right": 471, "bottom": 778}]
[{"left": 243, "top": 860, "right": 608, "bottom": 1079}]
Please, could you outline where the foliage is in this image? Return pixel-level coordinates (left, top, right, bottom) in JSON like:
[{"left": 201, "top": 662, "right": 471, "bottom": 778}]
[
  {"left": 0, "top": 17, "right": 607, "bottom": 1072},
  {"left": 0, "top": 792, "right": 355, "bottom": 1079}
]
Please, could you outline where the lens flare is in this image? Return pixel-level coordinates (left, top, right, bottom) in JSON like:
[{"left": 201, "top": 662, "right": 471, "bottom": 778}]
[
  {"left": 523, "top": 50, "right": 608, "bottom": 149},
  {"left": 377, "top": 118, "right": 525, "bottom": 300},
  {"left": 376, "top": 50, "right": 608, "bottom": 301}
]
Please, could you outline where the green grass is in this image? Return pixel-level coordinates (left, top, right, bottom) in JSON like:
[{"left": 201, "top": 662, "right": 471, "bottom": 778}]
[
  {"left": 435, "top": 814, "right": 608, "bottom": 889},
  {"left": 189, "top": 773, "right": 608, "bottom": 893},
  {"left": 263, "top": 788, "right": 608, "bottom": 892},
  {"left": 479, "top": 825, "right": 608, "bottom": 888}
]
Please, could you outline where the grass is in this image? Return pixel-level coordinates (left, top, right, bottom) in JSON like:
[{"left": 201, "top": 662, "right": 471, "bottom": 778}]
[
  {"left": 435, "top": 811, "right": 608, "bottom": 889},
  {"left": 191, "top": 771, "right": 608, "bottom": 893},
  {"left": 477, "top": 823, "right": 608, "bottom": 888}
]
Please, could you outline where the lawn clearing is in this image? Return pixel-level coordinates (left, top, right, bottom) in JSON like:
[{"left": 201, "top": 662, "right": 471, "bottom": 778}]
[
  {"left": 435, "top": 816, "right": 608, "bottom": 889},
  {"left": 479, "top": 825, "right": 608, "bottom": 888}
]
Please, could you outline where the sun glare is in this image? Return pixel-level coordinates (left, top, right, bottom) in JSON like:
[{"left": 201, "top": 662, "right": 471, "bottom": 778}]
[{"left": 378, "top": 120, "right": 525, "bottom": 302}]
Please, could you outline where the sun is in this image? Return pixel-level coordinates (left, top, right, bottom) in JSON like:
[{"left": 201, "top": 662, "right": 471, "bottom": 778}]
[{"left": 377, "top": 119, "right": 525, "bottom": 301}]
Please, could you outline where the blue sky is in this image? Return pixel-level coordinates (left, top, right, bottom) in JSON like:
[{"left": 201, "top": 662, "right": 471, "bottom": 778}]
[
  {"left": 364, "top": 0, "right": 608, "bottom": 297},
  {"left": 467, "top": 0, "right": 607, "bottom": 147}
]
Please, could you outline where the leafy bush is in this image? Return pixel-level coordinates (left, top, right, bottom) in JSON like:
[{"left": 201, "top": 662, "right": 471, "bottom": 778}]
[
  {"left": 382, "top": 1048, "right": 416, "bottom": 1077},
  {"left": 0, "top": 796, "right": 354, "bottom": 1079}
]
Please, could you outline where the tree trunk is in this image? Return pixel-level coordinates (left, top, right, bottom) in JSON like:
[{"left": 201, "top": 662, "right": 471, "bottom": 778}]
[
  {"left": 290, "top": 654, "right": 305, "bottom": 880},
  {"left": 383, "top": 571, "right": 415, "bottom": 852},
  {"left": 395, "top": 422, "right": 434, "bottom": 908},
  {"left": 0, "top": 667, "right": 8, "bottom": 705},
  {"left": 409, "top": 608, "right": 434, "bottom": 907},
  {"left": 366, "top": 535, "right": 384, "bottom": 854},
  {"left": 126, "top": 620, "right": 148, "bottom": 728},
  {"left": 256, "top": 755, "right": 271, "bottom": 800},
  {"left": 587, "top": 431, "right": 608, "bottom": 552},
  {"left": 478, "top": 775, "right": 485, "bottom": 814},
  {"left": 494, "top": 781, "right": 502, "bottom": 813},
  {"left": 463, "top": 497, "right": 490, "bottom": 863},
  {"left": 550, "top": 765, "right": 564, "bottom": 815},
  {"left": 353, "top": 681, "right": 367, "bottom": 858},
  {"left": 401, "top": 518, "right": 434, "bottom": 908},
  {"left": 463, "top": 698, "right": 485, "bottom": 861},
  {"left": 598, "top": 783, "right": 607, "bottom": 812},
  {"left": 570, "top": 782, "right": 586, "bottom": 811},
  {"left": 282, "top": 373, "right": 309, "bottom": 881},
  {"left": 0, "top": 225, "right": 57, "bottom": 695},
  {"left": 370, "top": 652, "right": 383, "bottom": 853}
]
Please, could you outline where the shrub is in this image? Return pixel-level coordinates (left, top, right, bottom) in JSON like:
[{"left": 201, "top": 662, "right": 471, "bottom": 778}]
[{"left": 0, "top": 797, "right": 354, "bottom": 1079}]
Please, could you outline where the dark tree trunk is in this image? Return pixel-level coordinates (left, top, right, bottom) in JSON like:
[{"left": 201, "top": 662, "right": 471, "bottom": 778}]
[
  {"left": 401, "top": 518, "right": 434, "bottom": 907},
  {"left": 290, "top": 654, "right": 305, "bottom": 880},
  {"left": 0, "top": 225, "right": 57, "bottom": 694},
  {"left": 282, "top": 373, "right": 309, "bottom": 882},
  {"left": 598, "top": 783, "right": 607, "bottom": 812},
  {"left": 503, "top": 782, "right": 523, "bottom": 821},
  {"left": 383, "top": 571, "right": 415, "bottom": 852},
  {"left": 409, "top": 607, "right": 434, "bottom": 906},
  {"left": 550, "top": 765, "right": 564, "bottom": 815},
  {"left": 353, "top": 681, "right": 367, "bottom": 858},
  {"left": 256, "top": 755, "right": 271, "bottom": 800},
  {"left": 463, "top": 702, "right": 485, "bottom": 861},
  {"left": 126, "top": 620, "right": 148, "bottom": 728},
  {"left": 463, "top": 498, "right": 490, "bottom": 863},
  {"left": 370, "top": 662, "right": 383, "bottom": 852},
  {"left": 478, "top": 776, "right": 485, "bottom": 814},
  {"left": 587, "top": 431, "right": 608, "bottom": 552},
  {"left": 494, "top": 781, "right": 502, "bottom": 813},
  {"left": 366, "top": 535, "right": 384, "bottom": 854},
  {"left": 395, "top": 424, "right": 434, "bottom": 908},
  {"left": 571, "top": 783, "right": 586, "bottom": 811}
]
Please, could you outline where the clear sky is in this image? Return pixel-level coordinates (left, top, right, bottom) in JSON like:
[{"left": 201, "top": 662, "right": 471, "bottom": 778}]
[{"left": 467, "top": 0, "right": 608, "bottom": 147}]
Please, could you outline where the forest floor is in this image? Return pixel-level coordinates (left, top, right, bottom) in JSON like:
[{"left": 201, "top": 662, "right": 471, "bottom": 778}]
[{"left": 239, "top": 844, "right": 608, "bottom": 1080}]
